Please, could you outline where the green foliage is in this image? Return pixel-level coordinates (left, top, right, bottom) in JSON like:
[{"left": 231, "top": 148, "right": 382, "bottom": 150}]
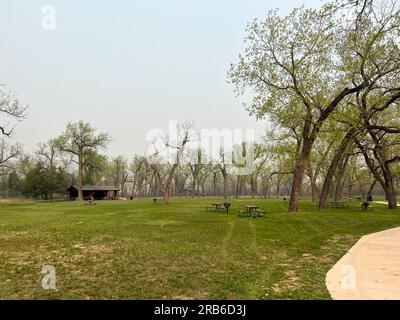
[
  {"left": 21, "top": 161, "right": 68, "bottom": 200},
  {"left": 7, "top": 170, "right": 21, "bottom": 197},
  {"left": 53, "top": 121, "right": 111, "bottom": 157},
  {"left": 82, "top": 150, "right": 109, "bottom": 185}
]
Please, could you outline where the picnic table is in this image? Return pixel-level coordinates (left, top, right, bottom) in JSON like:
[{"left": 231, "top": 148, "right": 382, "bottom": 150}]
[
  {"left": 153, "top": 198, "right": 162, "bottom": 204},
  {"left": 84, "top": 198, "right": 96, "bottom": 205},
  {"left": 244, "top": 205, "right": 259, "bottom": 218},
  {"left": 329, "top": 200, "right": 349, "bottom": 209},
  {"left": 238, "top": 205, "right": 266, "bottom": 218}
]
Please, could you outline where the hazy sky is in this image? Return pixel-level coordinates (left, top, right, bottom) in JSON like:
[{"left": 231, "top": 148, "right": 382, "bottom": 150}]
[{"left": 1, "top": 0, "right": 322, "bottom": 159}]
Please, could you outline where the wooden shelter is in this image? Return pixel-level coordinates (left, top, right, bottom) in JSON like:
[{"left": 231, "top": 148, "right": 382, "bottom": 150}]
[{"left": 67, "top": 185, "right": 119, "bottom": 200}]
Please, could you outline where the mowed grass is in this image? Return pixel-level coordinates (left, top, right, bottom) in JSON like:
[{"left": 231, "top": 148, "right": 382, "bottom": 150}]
[{"left": 0, "top": 197, "right": 399, "bottom": 300}]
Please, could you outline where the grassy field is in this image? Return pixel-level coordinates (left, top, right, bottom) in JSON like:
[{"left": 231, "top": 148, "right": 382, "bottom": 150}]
[{"left": 0, "top": 197, "right": 399, "bottom": 300}]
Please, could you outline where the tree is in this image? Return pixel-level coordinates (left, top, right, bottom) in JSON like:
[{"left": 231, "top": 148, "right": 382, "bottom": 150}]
[
  {"left": 21, "top": 160, "right": 68, "bottom": 200},
  {"left": 188, "top": 148, "right": 204, "bottom": 197},
  {"left": 79, "top": 150, "right": 108, "bottom": 186},
  {"left": 149, "top": 122, "right": 193, "bottom": 204},
  {"left": 307, "top": 138, "right": 334, "bottom": 203},
  {"left": 228, "top": 2, "right": 391, "bottom": 211},
  {"left": 318, "top": 126, "right": 359, "bottom": 209},
  {"left": 0, "top": 85, "right": 27, "bottom": 136},
  {"left": 216, "top": 147, "right": 230, "bottom": 199},
  {"left": 36, "top": 140, "right": 70, "bottom": 201},
  {"left": 129, "top": 155, "right": 151, "bottom": 197},
  {"left": 7, "top": 170, "right": 21, "bottom": 197},
  {"left": 54, "top": 121, "right": 111, "bottom": 201},
  {"left": 0, "top": 139, "right": 22, "bottom": 169},
  {"left": 108, "top": 156, "right": 129, "bottom": 197}
]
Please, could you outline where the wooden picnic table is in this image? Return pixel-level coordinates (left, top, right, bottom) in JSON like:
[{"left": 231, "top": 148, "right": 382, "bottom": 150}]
[
  {"left": 244, "top": 205, "right": 259, "bottom": 218},
  {"left": 329, "top": 200, "right": 348, "bottom": 209},
  {"left": 84, "top": 198, "right": 96, "bottom": 205}
]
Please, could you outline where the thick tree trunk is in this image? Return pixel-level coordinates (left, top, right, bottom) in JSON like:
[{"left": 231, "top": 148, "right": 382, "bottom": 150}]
[
  {"left": 289, "top": 137, "right": 313, "bottom": 212},
  {"left": 319, "top": 128, "right": 355, "bottom": 210},
  {"left": 308, "top": 173, "right": 319, "bottom": 203},
  {"left": 386, "top": 187, "right": 398, "bottom": 209},
  {"left": 250, "top": 177, "right": 256, "bottom": 199},
  {"left": 333, "top": 176, "right": 345, "bottom": 204},
  {"left": 289, "top": 156, "right": 308, "bottom": 211},
  {"left": 213, "top": 172, "right": 217, "bottom": 196},
  {"left": 191, "top": 179, "right": 196, "bottom": 198},
  {"left": 163, "top": 164, "right": 178, "bottom": 205},
  {"left": 319, "top": 154, "right": 342, "bottom": 210},
  {"left": 380, "top": 161, "right": 398, "bottom": 209},
  {"left": 334, "top": 155, "right": 349, "bottom": 205},
  {"left": 358, "top": 141, "right": 398, "bottom": 210}
]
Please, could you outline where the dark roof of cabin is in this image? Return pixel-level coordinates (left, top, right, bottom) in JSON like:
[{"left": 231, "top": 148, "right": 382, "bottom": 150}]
[{"left": 67, "top": 185, "right": 120, "bottom": 192}]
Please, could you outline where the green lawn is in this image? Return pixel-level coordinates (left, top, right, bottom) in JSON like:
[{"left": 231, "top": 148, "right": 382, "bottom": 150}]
[{"left": 0, "top": 197, "right": 399, "bottom": 300}]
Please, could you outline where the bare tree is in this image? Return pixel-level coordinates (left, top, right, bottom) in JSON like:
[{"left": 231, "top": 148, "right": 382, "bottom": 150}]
[
  {"left": 217, "top": 147, "right": 229, "bottom": 199},
  {"left": 0, "top": 139, "right": 22, "bottom": 172},
  {"left": 0, "top": 85, "right": 27, "bottom": 136},
  {"left": 150, "top": 122, "right": 193, "bottom": 204}
]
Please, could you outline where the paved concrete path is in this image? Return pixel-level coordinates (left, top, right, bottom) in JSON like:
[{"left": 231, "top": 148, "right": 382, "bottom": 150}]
[
  {"left": 374, "top": 201, "right": 400, "bottom": 206},
  {"left": 326, "top": 227, "right": 400, "bottom": 300}
]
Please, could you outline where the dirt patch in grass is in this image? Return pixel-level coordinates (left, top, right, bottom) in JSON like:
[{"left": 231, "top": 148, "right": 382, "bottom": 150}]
[
  {"left": 143, "top": 220, "right": 186, "bottom": 227},
  {"left": 0, "top": 231, "right": 29, "bottom": 239},
  {"left": 272, "top": 269, "right": 301, "bottom": 293}
]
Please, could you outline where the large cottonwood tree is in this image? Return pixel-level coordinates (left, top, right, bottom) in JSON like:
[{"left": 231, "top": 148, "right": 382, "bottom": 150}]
[
  {"left": 54, "top": 121, "right": 111, "bottom": 201},
  {"left": 229, "top": 0, "right": 397, "bottom": 211}
]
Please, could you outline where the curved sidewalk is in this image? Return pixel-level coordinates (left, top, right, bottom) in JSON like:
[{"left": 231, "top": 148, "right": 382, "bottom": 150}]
[{"left": 326, "top": 227, "right": 400, "bottom": 300}]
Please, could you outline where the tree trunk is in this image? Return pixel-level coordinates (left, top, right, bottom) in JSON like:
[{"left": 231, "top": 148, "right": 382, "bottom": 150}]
[
  {"left": 78, "top": 151, "right": 83, "bottom": 201},
  {"left": 289, "top": 136, "right": 314, "bottom": 212},
  {"left": 163, "top": 164, "right": 178, "bottom": 205},
  {"left": 276, "top": 175, "right": 281, "bottom": 199},
  {"left": 264, "top": 183, "right": 270, "bottom": 199},
  {"left": 380, "top": 160, "right": 398, "bottom": 209},
  {"left": 308, "top": 173, "right": 319, "bottom": 203},
  {"left": 358, "top": 141, "right": 398, "bottom": 210},
  {"left": 191, "top": 178, "right": 196, "bottom": 198},
  {"left": 333, "top": 160, "right": 348, "bottom": 205},
  {"left": 367, "top": 179, "right": 377, "bottom": 199},
  {"left": 319, "top": 128, "right": 355, "bottom": 210},
  {"left": 289, "top": 155, "right": 308, "bottom": 211},
  {"left": 196, "top": 181, "right": 201, "bottom": 197},
  {"left": 348, "top": 182, "right": 353, "bottom": 199},
  {"left": 213, "top": 172, "right": 217, "bottom": 196},
  {"left": 250, "top": 177, "right": 256, "bottom": 199},
  {"left": 223, "top": 173, "right": 227, "bottom": 199},
  {"left": 235, "top": 176, "right": 240, "bottom": 198}
]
